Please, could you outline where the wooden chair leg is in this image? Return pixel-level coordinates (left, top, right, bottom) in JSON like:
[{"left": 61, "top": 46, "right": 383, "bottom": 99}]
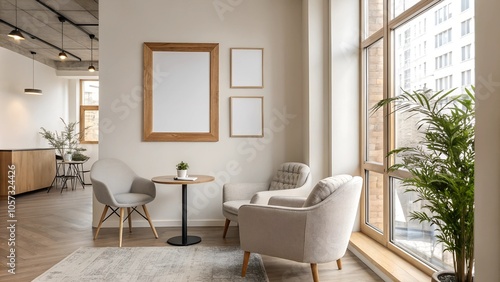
[
  {"left": 242, "top": 251, "right": 251, "bottom": 277},
  {"left": 336, "top": 259, "right": 342, "bottom": 270},
  {"left": 94, "top": 205, "right": 109, "bottom": 240},
  {"left": 311, "top": 263, "right": 319, "bottom": 282},
  {"left": 223, "top": 218, "right": 230, "bottom": 238},
  {"left": 119, "top": 208, "right": 124, "bottom": 247},
  {"left": 142, "top": 205, "right": 158, "bottom": 239},
  {"left": 127, "top": 207, "right": 132, "bottom": 233}
]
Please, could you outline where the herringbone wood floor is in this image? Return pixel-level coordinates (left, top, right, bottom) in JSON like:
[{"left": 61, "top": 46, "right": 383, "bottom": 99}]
[{"left": 0, "top": 186, "right": 382, "bottom": 282}]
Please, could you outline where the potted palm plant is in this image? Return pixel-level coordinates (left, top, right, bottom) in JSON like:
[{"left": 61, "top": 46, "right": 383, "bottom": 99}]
[{"left": 371, "top": 88, "right": 475, "bottom": 282}]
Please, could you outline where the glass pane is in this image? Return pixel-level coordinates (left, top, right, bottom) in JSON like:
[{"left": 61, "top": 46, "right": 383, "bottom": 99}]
[
  {"left": 83, "top": 110, "right": 99, "bottom": 142},
  {"left": 365, "top": 0, "right": 383, "bottom": 38},
  {"left": 81, "top": 80, "right": 99, "bottom": 105},
  {"left": 392, "top": 1, "right": 475, "bottom": 164},
  {"left": 391, "top": 178, "right": 453, "bottom": 270},
  {"left": 366, "top": 170, "right": 384, "bottom": 232},
  {"left": 392, "top": 0, "right": 420, "bottom": 19},
  {"left": 461, "top": 0, "right": 470, "bottom": 12},
  {"left": 366, "top": 39, "right": 384, "bottom": 164}
]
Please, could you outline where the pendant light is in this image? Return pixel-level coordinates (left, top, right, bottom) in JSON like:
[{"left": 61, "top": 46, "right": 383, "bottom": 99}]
[
  {"left": 58, "top": 17, "right": 67, "bottom": 60},
  {"left": 25, "top": 51, "right": 42, "bottom": 95},
  {"left": 88, "top": 34, "right": 95, "bottom": 72},
  {"left": 8, "top": 0, "right": 25, "bottom": 40}
]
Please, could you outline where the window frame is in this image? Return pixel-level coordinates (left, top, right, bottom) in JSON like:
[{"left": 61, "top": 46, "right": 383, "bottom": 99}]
[
  {"left": 360, "top": 0, "right": 445, "bottom": 276},
  {"left": 79, "top": 79, "right": 99, "bottom": 144}
]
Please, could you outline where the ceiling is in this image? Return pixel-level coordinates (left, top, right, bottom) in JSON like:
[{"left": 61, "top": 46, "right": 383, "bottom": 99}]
[{"left": 0, "top": 0, "right": 98, "bottom": 71}]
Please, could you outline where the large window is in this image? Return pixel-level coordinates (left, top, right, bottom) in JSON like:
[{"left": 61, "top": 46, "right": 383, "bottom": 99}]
[
  {"left": 362, "top": 0, "right": 475, "bottom": 274},
  {"left": 80, "top": 80, "right": 99, "bottom": 144}
]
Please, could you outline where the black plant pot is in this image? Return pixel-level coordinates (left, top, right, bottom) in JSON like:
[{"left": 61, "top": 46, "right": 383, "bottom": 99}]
[
  {"left": 432, "top": 271, "right": 455, "bottom": 282},
  {"left": 432, "top": 271, "right": 473, "bottom": 282}
]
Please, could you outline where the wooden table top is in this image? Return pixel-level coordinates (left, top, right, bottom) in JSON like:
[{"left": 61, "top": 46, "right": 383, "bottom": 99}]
[{"left": 151, "top": 175, "right": 215, "bottom": 185}]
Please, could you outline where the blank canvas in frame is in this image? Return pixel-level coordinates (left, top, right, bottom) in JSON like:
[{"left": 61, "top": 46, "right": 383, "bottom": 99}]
[
  {"left": 143, "top": 42, "right": 219, "bottom": 142},
  {"left": 230, "top": 97, "right": 263, "bottom": 137},
  {"left": 153, "top": 51, "right": 210, "bottom": 133},
  {"left": 230, "top": 48, "right": 263, "bottom": 88}
]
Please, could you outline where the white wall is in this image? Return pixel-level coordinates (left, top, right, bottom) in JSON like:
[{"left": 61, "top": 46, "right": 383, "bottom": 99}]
[
  {"left": 98, "top": 0, "right": 305, "bottom": 227},
  {"left": 330, "top": 0, "right": 360, "bottom": 230},
  {"left": 475, "top": 1, "right": 500, "bottom": 280},
  {"left": 302, "top": 0, "right": 360, "bottom": 183},
  {"left": 0, "top": 48, "right": 68, "bottom": 149},
  {"left": 330, "top": 0, "right": 360, "bottom": 178},
  {"left": 303, "top": 0, "right": 330, "bottom": 184}
]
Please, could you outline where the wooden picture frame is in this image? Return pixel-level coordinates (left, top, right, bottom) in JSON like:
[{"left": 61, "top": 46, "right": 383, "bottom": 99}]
[
  {"left": 230, "top": 96, "right": 264, "bottom": 137},
  {"left": 230, "top": 48, "right": 263, "bottom": 88},
  {"left": 143, "top": 42, "right": 219, "bottom": 142}
]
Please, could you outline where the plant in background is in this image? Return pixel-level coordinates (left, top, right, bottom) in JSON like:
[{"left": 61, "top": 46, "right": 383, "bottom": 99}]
[
  {"left": 371, "top": 87, "right": 475, "bottom": 282},
  {"left": 176, "top": 161, "right": 189, "bottom": 171},
  {"left": 39, "top": 128, "right": 66, "bottom": 157},
  {"left": 72, "top": 148, "right": 89, "bottom": 161},
  {"left": 40, "top": 117, "right": 88, "bottom": 160}
]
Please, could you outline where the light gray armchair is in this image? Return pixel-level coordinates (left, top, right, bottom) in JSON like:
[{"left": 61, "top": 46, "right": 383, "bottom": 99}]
[
  {"left": 222, "top": 162, "right": 312, "bottom": 238},
  {"left": 239, "top": 175, "right": 362, "bottom": 282},
  {"left": 90, "top": 158, "right": 159, "bottom": 247}
]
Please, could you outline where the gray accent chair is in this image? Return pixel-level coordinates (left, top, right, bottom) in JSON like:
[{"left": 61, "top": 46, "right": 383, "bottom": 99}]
[
  {"left": 239, "top": 175, "right": 362, "bottom": 282},
  {"left": 222, "top": 162, "right": 312, "bottom": 238},
  {"left": 90, "top": 158, "right": 159, "bottom": 247}
]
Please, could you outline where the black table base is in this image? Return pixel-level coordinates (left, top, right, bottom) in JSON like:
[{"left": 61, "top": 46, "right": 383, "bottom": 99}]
[
  {"left": 167, "top": 235, "right": 201, "bottom": 246},
  {"left": 166, "top": 183, "right": 202, "bottom": 246}
]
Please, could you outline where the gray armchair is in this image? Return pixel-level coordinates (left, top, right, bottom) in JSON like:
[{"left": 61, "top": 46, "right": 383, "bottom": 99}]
[
  {"left": 90, "top": 158, "right": 159, "bottom": 247},
  {"left": 222, "top": 162, "right": 311, "bottom": 238},
  {"left": 239, "top": 175, "right": 362, "bottom": 282}
]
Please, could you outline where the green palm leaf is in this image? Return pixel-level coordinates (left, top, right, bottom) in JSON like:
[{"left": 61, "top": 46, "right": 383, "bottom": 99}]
[{"left": 371, "top": 88, "right": 475, "bottom": 282}]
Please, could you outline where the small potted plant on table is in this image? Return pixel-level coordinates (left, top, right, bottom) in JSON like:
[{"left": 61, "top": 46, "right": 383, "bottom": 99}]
[{"left": 176, "top": 161, "right": 189, "bottom": 178}]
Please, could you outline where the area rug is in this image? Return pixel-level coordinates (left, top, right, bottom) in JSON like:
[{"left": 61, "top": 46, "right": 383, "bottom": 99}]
[{"left": 33, "top": 246, "right": 268, "bottom": 282}]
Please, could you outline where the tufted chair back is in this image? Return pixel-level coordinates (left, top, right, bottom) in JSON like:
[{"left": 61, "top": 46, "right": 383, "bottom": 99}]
[
  {"left": 269, "top": 162, "right": 311, "bottom": 190},
  {"left": 222, "top": 162, "right": 312, "bottom": 238}
]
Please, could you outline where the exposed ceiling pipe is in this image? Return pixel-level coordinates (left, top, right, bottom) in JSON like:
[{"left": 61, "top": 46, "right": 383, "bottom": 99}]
[
  {"left": 35, "top": 0, "right": 99, "bottom": 42},
  {"left": 0, "top": 18, "right": 82, "bottom": 61}
]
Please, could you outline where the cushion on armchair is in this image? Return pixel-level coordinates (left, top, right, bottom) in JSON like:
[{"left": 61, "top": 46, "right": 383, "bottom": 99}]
[
  {"left": 269, "top": 162, "right": 311, "bottom": 190},
  {"left": 302, "top": 174, "right": 353, "bottom": 207},
  {"left": 223, "top": 200, "right": 249, "bottom": 215}
]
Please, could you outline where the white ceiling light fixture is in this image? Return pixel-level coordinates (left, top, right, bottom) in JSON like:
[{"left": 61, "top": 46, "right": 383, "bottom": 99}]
[
  {"left": 58, "top": 17, "right": 67, "bottom": 60},
  {"left": 25, "top": 51, "right": 42, "bottom": 95},
  {"left": 8, "top": 0, "right": 25, "bottom": 40},
  {"left": 88, "top": 34, "right": 95, "bottom": 72}
]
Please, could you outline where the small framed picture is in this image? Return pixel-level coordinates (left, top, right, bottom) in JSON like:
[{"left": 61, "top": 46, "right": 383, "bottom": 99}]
[
  {"left": 230, "top": 48, "right": 263, "bottom": 88},
  {"left": 230, "top": 96, "right": 264, "bottom": 137}
]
